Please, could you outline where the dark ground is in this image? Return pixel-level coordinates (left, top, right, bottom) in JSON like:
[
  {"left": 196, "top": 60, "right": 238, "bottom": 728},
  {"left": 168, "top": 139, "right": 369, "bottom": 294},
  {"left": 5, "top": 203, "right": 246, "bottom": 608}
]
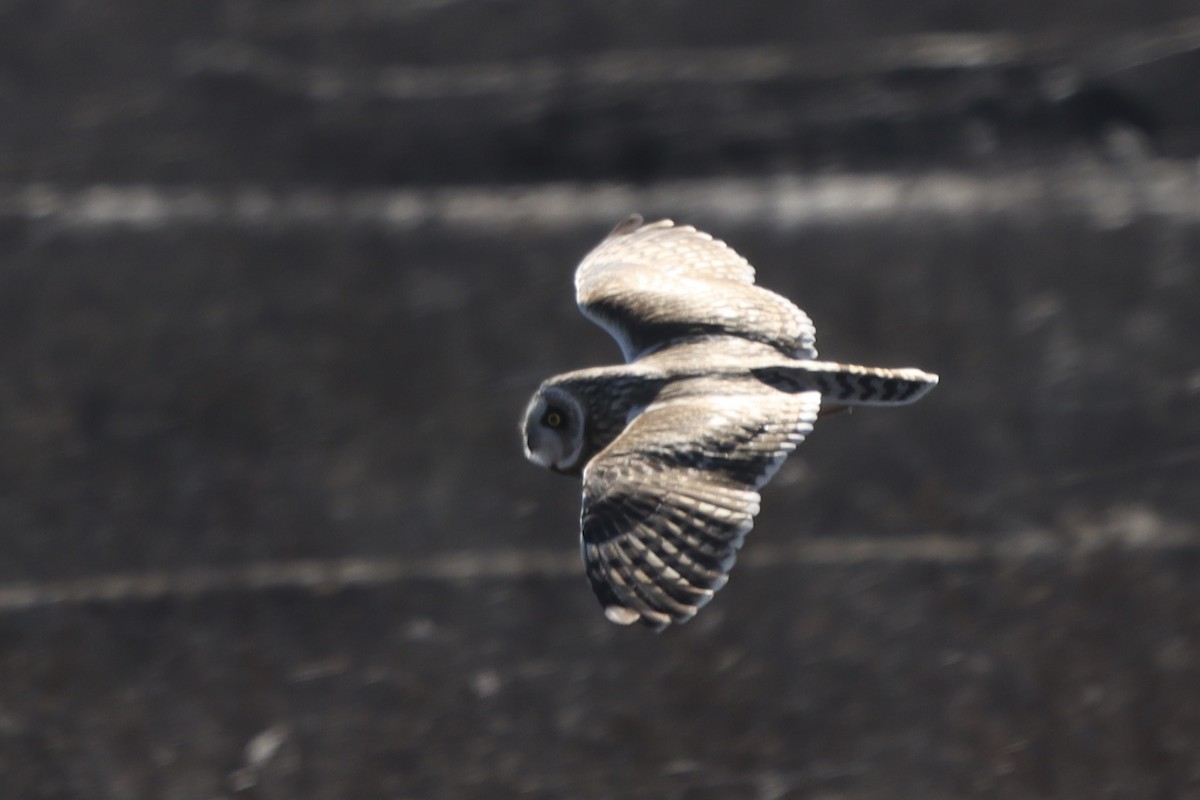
[{"left": 1, "top": 2, "right": 1199, "bottom": 798}]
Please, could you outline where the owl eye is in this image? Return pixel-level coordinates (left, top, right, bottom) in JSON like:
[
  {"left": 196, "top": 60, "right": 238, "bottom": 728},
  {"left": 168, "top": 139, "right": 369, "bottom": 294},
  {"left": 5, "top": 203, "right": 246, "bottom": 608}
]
[{"left": 543, "top": 409, "right": 565, "bottom": 428}]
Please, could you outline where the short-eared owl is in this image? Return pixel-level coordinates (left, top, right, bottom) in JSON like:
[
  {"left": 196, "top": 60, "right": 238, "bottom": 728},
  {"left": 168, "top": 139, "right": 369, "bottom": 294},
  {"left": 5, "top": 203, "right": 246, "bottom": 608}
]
[{"left": 522, "top": 216, "right": 937, "bottom": 631}]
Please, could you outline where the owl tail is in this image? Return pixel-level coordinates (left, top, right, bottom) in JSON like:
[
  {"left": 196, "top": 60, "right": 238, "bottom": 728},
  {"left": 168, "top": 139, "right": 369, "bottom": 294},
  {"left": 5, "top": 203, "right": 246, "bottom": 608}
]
[{"left": 752, "top": 361, "right": 939, "bottom": 407}]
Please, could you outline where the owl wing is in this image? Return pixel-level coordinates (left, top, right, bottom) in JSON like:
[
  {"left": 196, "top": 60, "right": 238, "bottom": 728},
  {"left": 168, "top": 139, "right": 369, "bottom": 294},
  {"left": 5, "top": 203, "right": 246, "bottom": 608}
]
[
  {"left": 575, "top": 216, "right": 817, "bottom": 362},
  {"left": 578, "top": 377, "right": 822, "bottom": 630}
]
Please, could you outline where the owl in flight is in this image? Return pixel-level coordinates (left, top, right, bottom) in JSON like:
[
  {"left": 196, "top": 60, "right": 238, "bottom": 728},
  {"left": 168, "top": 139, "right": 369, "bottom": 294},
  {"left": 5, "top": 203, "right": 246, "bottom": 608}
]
[{"left": 521, "top": 216, "right": 937, "bottom": 631}]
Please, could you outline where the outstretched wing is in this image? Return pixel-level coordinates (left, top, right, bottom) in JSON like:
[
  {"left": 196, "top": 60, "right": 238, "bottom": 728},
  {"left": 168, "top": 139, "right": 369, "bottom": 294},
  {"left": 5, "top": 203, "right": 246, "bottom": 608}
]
[
  {"left": 578, "top": 377, "right": 821, "bottom": 630},
  {"left": 575, "top": 216, "right": 817, "bottom": 362}
]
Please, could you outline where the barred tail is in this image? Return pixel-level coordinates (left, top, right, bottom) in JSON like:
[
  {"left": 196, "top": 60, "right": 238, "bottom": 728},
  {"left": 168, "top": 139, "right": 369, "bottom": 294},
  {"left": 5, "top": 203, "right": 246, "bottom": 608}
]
[{"left": 752, "top": 361, "right": 939, "bottom": 406}]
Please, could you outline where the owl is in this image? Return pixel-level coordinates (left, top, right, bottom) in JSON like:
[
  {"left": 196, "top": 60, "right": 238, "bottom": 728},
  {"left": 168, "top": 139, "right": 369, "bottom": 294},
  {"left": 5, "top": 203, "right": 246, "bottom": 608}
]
[{"left": 521, "top": 215, "right": 938, "bottom": 631}]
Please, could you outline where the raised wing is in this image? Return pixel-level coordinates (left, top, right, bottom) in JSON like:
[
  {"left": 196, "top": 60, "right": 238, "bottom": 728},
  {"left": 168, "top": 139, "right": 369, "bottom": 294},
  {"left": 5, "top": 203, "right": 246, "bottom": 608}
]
[
  {"left": 578, "top": 377, "right": 821, "bottom": 630},
  {"left": 575, "top": 216, "right": 817, "bottom": 362}
]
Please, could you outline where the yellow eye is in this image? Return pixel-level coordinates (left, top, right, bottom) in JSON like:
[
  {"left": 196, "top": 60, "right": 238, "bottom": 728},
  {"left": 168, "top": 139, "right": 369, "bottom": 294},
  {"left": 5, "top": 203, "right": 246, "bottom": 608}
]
[{"left": 544, "top": 410, "right": 564, "bottom": 428}]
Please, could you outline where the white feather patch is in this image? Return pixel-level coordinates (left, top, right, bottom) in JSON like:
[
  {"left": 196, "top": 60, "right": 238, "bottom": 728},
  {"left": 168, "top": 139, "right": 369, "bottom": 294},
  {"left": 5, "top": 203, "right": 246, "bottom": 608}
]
[{"left": 605, "top": 605, "right": 641, "bottom": 625}]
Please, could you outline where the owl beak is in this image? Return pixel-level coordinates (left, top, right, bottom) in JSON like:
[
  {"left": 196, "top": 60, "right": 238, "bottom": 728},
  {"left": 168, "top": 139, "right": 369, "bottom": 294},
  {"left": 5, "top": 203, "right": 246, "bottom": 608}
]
[{"left": 523, "top": 436, "right": 552, "bottom": 470}]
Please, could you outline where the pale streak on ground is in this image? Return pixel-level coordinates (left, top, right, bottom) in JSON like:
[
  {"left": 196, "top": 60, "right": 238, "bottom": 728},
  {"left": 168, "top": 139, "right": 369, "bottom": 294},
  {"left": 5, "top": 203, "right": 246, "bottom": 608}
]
[
  {"left": 175, "top": 17, "right": 1200, "bottom": 100},
  {"left": 0, "top": 527, "right": 1196, "bottom": 614},
  {"left": 2, "top": 162, "right": 1197, "bottom": 234}
]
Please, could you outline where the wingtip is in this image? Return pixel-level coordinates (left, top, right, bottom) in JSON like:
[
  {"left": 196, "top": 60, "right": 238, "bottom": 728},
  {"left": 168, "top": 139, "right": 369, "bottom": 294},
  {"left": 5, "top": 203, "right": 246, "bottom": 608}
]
[
  {"left": 603, "top": 604, "right": 678, "bottom": 632},
  {"left": 608, "top": 214, "right": 644, "bottom": 237},
  {"left": 608, "top": 214, "right": 680, "bottom": 238},
  {"left": 604, "top": 605, "right": 641, "bottom": 625}
]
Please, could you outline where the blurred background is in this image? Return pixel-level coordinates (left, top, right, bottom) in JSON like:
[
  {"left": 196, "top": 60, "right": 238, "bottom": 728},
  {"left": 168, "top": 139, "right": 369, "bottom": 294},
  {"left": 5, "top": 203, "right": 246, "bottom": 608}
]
[{"left": 2, "top": 2, "right": 1200, "bottom": 798}]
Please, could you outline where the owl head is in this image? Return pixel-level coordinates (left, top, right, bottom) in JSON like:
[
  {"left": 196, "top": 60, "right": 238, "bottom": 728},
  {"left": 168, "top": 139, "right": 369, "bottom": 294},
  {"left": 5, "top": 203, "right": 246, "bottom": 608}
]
[{"left": 522, "top": 385, "right": 588, "bottom": 475}]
